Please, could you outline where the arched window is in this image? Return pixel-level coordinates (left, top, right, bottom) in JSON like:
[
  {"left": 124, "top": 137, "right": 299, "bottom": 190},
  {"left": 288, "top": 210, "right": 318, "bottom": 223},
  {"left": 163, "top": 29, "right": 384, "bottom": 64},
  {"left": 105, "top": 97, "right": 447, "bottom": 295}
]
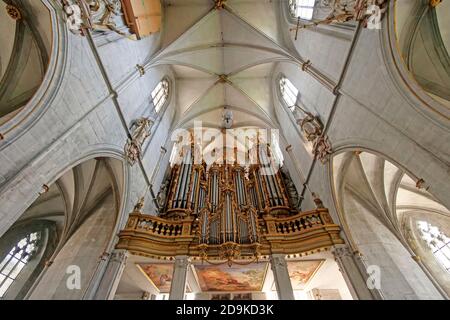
[
  {"left": 289, "top": 0, "right": 315, "bottom": 20},
  {"left": 417, "top": 221, "right": 450, "bottom": 274},
  {"left": 0, "top": 232, "right": 40, "bottom": 297},
  {"left": 279, "top": 76, "right": 299, "bottom": 112},
  {"left": 151, "top": 79, "right": 170, "bottom": 113}
]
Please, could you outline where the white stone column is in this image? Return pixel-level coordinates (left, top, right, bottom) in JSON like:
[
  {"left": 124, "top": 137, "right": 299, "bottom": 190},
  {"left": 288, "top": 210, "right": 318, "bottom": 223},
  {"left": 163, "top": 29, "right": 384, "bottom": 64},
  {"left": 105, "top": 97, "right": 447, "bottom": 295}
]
[
  {"left": 169, "top": 256, "right": 190, "bottom": 300},
  {"left": 270, "top": 254, "right": 295, "bottom": 300},
  {"left": 93, "top": 249, "right": 129, "bottom": 300},
  {"left": 331, "top": 244, "right": 382, "bottom": 300}
]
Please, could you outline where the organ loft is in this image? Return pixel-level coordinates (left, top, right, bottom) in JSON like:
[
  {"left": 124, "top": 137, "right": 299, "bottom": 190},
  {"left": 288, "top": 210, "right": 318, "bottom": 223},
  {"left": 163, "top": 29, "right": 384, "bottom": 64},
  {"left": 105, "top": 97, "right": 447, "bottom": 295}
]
[{"left": 117, "top": 134, "right": 343, "bottom": 270}]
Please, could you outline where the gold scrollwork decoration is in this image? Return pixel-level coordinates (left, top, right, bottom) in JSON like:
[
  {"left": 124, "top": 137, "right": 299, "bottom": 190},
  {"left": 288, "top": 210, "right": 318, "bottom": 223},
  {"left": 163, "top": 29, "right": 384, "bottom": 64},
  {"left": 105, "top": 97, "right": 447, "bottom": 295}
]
[{"left": 6, "top": 4, "right": 22, "bottom": 20}]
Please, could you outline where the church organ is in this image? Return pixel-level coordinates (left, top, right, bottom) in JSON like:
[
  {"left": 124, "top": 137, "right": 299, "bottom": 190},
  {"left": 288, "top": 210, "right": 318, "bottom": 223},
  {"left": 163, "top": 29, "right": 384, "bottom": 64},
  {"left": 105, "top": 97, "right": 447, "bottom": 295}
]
[
  {"left": 163, "top": 143, "right": 293, "bottom": 217},
  {"left": 117, "top": 141, "right": 344, "bottom": 265}
]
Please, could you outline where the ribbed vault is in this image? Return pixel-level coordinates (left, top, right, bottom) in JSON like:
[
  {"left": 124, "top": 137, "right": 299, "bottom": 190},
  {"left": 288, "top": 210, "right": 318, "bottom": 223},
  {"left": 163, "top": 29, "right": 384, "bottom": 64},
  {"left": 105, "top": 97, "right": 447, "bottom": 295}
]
[
  {"left": 332, "top": 151, "right": 450, "bottom": 299},
  {"left": 333, "top": 152, "right": 450, "bottom": 237},
  {"left": 13, "top": 158, "right": 124, "bottom": 257},
  {"left": 152, "top": 0, "right": 300, "bottom": 130},
  {"left": 0, "top": 0, "right": 52, "bottom": 124}
]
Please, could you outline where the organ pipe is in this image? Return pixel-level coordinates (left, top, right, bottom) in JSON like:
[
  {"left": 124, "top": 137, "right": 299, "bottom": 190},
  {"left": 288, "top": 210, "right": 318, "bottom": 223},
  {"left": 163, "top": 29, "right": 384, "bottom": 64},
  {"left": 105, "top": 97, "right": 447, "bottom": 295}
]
[{"left": 161, "top": 142, "right": 293, "bottom": 241}]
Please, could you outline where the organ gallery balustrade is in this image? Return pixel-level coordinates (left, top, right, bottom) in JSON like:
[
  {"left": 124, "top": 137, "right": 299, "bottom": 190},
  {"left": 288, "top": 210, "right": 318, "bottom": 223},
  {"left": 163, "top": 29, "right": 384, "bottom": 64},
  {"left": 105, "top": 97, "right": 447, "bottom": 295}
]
[{"left": 117, "top": 206, "right": 343, "bottom": 260}]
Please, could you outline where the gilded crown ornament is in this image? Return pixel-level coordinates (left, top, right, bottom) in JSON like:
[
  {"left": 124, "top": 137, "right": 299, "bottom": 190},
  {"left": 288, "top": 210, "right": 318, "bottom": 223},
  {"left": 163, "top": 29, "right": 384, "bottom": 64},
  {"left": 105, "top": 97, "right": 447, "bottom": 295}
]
[{"left": 6, "top": 5, "right": 21, "bottom": 20}]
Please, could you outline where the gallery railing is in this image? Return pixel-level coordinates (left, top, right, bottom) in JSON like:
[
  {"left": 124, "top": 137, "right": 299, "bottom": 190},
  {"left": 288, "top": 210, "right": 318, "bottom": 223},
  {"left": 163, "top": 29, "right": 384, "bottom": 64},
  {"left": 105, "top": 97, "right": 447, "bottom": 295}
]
[{"left": 116, "top": 206, "right": 344, "bottom": 260}]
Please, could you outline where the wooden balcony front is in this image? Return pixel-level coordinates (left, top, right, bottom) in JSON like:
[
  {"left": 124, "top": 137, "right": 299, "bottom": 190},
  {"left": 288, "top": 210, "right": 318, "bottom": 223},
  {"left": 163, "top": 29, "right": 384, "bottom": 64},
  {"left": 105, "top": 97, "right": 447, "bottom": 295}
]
[
  {"left": 263, "top": 209, "right": 344, "bottom": 255},
  {"left": 116, "top": 208, "right": 344, "bottom": 259}
]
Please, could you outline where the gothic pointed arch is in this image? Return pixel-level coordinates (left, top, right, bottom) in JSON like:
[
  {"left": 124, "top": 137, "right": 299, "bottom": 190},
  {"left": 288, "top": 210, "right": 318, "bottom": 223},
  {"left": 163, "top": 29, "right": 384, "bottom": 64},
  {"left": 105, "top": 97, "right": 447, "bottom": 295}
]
[
  {"left": 0, "top": 157, "right": 126, "bottom": 299},
  {"left": 0, "top": 0, "right": 68, "bottom": 145}
]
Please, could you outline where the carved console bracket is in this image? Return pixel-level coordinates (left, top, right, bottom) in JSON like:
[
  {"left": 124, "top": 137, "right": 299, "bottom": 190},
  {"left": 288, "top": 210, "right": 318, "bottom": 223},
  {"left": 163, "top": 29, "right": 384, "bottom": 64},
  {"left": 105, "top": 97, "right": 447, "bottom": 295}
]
[
  {"left": 6, "top": 4, "right": 22, "bottom": 20},
  {"left": 429, "top": 0, "right": 442, "bottom": 8},
  {"left": 136, "top": 64, "right": 146, "bottom": 76},
  {"left": 62, "top": 0, "right": 91, "bottom": 35},
  {"left": 214, "top": 0, "right": 227, "bottom": 10},
  {"left": 298, "top": 113, "right": 324, "bottom": 142},
  {"left": 313, "top": 135, "right": 333, "bottom": 164}
]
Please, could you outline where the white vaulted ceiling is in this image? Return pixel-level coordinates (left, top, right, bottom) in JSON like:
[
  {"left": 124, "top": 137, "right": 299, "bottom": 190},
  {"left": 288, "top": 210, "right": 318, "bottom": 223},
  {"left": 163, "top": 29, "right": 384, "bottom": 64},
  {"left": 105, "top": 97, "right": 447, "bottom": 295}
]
[
  {"left": 16, "top": 158, "right": 124, "bottom": 248},
  {"left": 0, "top": 0, "right": 52, "bottom": 123},
  {"left": 151, "top": 0, "right": 300, "bottom": 130},
  {"left": 333, "top": 152, "right": 450, "bottom": 236}
]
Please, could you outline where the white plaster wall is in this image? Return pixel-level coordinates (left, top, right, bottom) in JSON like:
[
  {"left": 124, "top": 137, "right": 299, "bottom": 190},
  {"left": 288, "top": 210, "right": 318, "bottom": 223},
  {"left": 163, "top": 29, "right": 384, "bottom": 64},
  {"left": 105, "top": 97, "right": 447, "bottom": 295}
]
[
  {"left": 96, "top": 35, "right": 161, "bottom": 86},
  {"left": 291, "top": 27, "right": 352, "bottom": 82},
  {"left": 300, "top": 255, "right": 353, "bottom": 300}
]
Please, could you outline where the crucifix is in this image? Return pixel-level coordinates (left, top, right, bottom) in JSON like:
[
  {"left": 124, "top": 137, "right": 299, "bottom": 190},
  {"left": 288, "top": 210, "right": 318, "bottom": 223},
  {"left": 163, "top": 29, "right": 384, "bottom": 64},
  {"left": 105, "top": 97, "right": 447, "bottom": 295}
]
[{"left": 289, "top": 17, "right": 320, "bottom": 40}]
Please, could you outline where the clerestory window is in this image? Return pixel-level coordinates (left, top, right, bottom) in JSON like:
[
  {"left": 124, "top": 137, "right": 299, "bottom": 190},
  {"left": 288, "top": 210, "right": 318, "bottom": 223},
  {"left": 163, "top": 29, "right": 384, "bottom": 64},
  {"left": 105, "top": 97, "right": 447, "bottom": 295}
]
[
  {"left": 289, "top": 0, "right": 316, "bottom": 20},
  {"left": 151, "top": 79, "right": 170, "bottom": 113},
  {"left": 279, "top": 76, "right": 299, "bottom": 112}
]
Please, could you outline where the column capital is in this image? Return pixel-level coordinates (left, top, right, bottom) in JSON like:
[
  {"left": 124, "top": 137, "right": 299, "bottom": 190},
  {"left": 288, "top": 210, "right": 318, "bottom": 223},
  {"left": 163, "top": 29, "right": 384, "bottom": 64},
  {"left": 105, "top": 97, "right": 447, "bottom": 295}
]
[
  {"left": 110, "top": 249, "right": 130, "bottom": 264},
  {"left": 331, "top": 244, "right": 354, "bottom": 259},
  {"left": 270, "top": 254, "right": 288, "bottom": 268},
  {"left": 174, "top": 255, "right": 190, "bottom": 269},
  {"left": 93, "top": 249, "right": 130, "bottom": 300}
]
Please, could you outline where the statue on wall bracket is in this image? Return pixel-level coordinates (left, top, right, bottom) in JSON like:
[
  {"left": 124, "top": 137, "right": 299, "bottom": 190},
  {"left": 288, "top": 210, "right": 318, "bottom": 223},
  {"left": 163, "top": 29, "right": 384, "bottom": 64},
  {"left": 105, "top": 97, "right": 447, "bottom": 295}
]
[
  {"left": 293, "top": 108, "right": 333, "bottom": 164},
  {"left": 125, "top": 117, "right": 153, "bottom": 166},
  {"left": 62, "top": 0, "right": 127, "bottom": 36},
  {"left": 290, "top": 0, "right": 388, "bottom": 36}
]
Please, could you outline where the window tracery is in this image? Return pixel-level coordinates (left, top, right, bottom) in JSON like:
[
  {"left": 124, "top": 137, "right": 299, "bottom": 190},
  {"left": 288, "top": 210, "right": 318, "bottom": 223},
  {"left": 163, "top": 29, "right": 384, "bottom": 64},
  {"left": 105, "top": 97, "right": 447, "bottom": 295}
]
[
  {"left": 151, "top": 79, "right": 170, "bottom": 113},
  {"left": 417, "top": 221, "right": 450, "bottom": 274},
  {"left": 0, "top": 232, "right": 41, "bottom": 297},
  {"left": 289, "top": 0, "right": 316, "bottom": 20},
  {"left": 279, "top": 77, "right": 299, "bottom": 111}
]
